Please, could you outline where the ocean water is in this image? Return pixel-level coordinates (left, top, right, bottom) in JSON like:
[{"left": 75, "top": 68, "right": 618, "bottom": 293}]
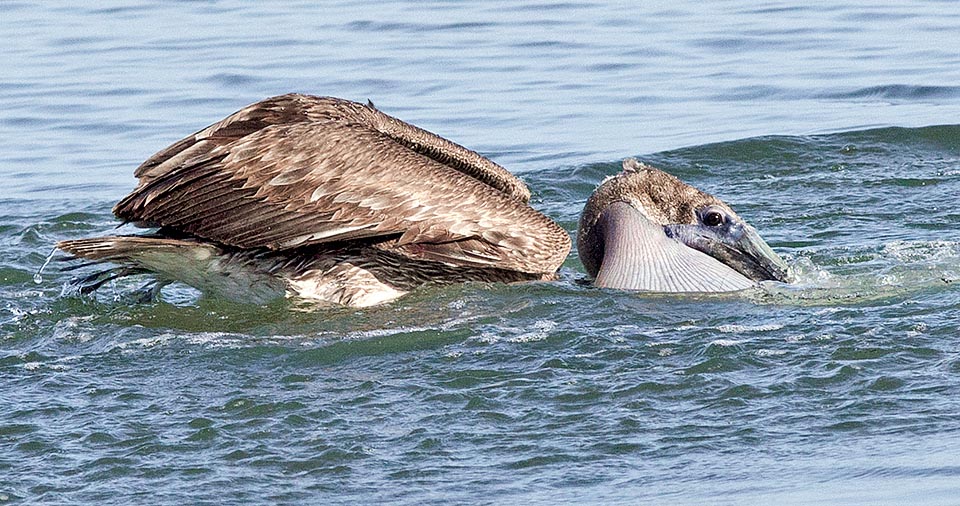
[{"left": 3, "top": 1, "right": 960, "bottom": 504}]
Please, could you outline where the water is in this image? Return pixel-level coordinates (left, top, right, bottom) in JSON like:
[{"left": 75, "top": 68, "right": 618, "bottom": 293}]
[{"left": 2, "top": 1, "right": 960, "bottom": 504}]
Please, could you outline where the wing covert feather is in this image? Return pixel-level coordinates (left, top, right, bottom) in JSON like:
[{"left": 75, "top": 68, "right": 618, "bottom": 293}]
[{"left": 114, "top": 96, "right": 570, "bottom": 274}]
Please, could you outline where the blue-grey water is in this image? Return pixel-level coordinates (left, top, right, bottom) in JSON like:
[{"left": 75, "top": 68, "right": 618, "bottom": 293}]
[{"left": 3, "top": 1, "right": 960, "bottom": 504}]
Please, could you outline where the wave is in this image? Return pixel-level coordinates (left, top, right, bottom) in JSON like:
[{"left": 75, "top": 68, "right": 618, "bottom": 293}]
[{"left": 822, "top": 85, "right": 960, "bottom": 101}]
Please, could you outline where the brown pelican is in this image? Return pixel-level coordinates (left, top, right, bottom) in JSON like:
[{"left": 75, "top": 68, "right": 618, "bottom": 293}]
[
  {"left": 57, "top": 94, "right": 571, "bottom": 307},
  {"left": 578, "top": 158, "right": 789, "bottom": 292},
  {"left": 57, "top": 94, "right": 788, "bottom": 307}
]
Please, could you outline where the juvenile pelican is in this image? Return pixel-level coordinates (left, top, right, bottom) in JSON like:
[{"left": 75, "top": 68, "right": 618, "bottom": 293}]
[
  {"left": 577, "top": 158, "right": 789, "bottom": 292},
  {"left": 57, "top": 94, "right": 788, "bottom": 307},
  {"left": 57, "top": 94, "right": 571, "bottom": 307}
]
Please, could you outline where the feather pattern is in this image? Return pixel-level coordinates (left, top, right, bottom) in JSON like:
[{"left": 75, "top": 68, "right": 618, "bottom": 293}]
[
  {"left": 578, "top": 159, "right": 787, "bottom": 293},
  {"left": 59, "top": 94, "right": 571, "bottom": 307},
  {"left": 113, "top": 94, "right": 570, "bottom": 275}
]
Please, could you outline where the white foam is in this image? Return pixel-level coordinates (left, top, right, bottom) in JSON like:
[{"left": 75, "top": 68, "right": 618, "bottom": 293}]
[
  {"left": 709, "top": 339, "right": 742, "bottom": 347},
  {"left": 716, "top": 323, "right": 784, "bottom": 333},
  {"left": 882, "top": 240, "right": 960, "bottom": 262},
  {"left": 509, "top": 320, "right": 556, "bottom": 343},
  {"left": 756, "top": 349, "right": 788, "bottom": 357}
]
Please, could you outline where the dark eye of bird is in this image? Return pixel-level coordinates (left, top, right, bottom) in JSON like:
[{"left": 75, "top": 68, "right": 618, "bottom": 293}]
[{"left": 704, "top": 211, "right": 724, "bottom": 227}]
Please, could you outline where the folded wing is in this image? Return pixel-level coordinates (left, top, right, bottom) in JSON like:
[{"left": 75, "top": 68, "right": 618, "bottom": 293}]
[{"left": 114, "top": 94, "right": 571, "bottom": 275}]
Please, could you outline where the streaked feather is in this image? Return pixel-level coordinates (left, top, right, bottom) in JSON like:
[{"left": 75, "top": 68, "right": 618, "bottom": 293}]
[{"left": 59, "top": 95, "right": 572, "bottom": 307}]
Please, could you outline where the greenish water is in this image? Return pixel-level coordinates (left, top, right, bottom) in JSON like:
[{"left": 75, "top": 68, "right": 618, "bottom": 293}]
[{"left": 3, "top": 2, "right": 960, "bottom": 505}]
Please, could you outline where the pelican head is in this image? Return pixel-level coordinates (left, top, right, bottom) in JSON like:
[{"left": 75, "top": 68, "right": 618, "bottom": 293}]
[{"left": 577, "top": 159, "right": 789, "bottom": 292}]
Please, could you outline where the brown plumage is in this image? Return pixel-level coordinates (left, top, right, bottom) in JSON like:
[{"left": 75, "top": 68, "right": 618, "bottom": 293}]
[
  {"left": 577, "top": 158, "right": 789, "bottom": 292},
  {"left": 578, "top": 158, "right": 731, "bottom": 278},
  {"left": 58, "top": 94, "right": 571, "bottom": 307}
]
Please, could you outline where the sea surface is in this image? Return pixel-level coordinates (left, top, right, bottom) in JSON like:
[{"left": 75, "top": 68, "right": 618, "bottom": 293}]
[{"left": 3, "top": 1, "right": 960, "bottom": 504}]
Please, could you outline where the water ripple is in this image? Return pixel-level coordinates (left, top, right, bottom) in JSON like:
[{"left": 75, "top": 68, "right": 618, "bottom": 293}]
[{"left": 3, "top": 0, "right": 960, "bottom": 504}]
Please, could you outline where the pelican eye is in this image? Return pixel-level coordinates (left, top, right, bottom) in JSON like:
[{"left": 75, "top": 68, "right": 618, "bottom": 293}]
[{"left": 703, "top": 210, "right": 724, "bottom": 227}]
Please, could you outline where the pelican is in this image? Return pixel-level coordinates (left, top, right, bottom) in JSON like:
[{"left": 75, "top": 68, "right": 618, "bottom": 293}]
[
  {"left": 57, "top": 94, "right": 787, "bottom": 307},
  {"left": 57, "top": 94, "right": 571, "bottom": 307},
  {"left": 578, "top": 158, "right": 789, "bottom": 291}
]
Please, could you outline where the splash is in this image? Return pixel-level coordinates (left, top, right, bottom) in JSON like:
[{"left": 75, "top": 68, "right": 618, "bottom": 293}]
[
  {"left": 34, "top": 247, "right": 57, "bottom": 284},
  {"left": 751, "top": 240, "right": 960, "bottom": 305}
]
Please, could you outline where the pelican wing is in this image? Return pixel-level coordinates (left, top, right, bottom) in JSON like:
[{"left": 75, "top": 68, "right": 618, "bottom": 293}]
[{"left": 114, "top": 95, "right": 570, "bottom": 274}]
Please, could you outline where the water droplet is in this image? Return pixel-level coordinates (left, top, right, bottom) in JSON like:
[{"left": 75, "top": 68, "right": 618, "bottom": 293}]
[{"left": 34, "top": 246, "right": 57, "bottom": 284}]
